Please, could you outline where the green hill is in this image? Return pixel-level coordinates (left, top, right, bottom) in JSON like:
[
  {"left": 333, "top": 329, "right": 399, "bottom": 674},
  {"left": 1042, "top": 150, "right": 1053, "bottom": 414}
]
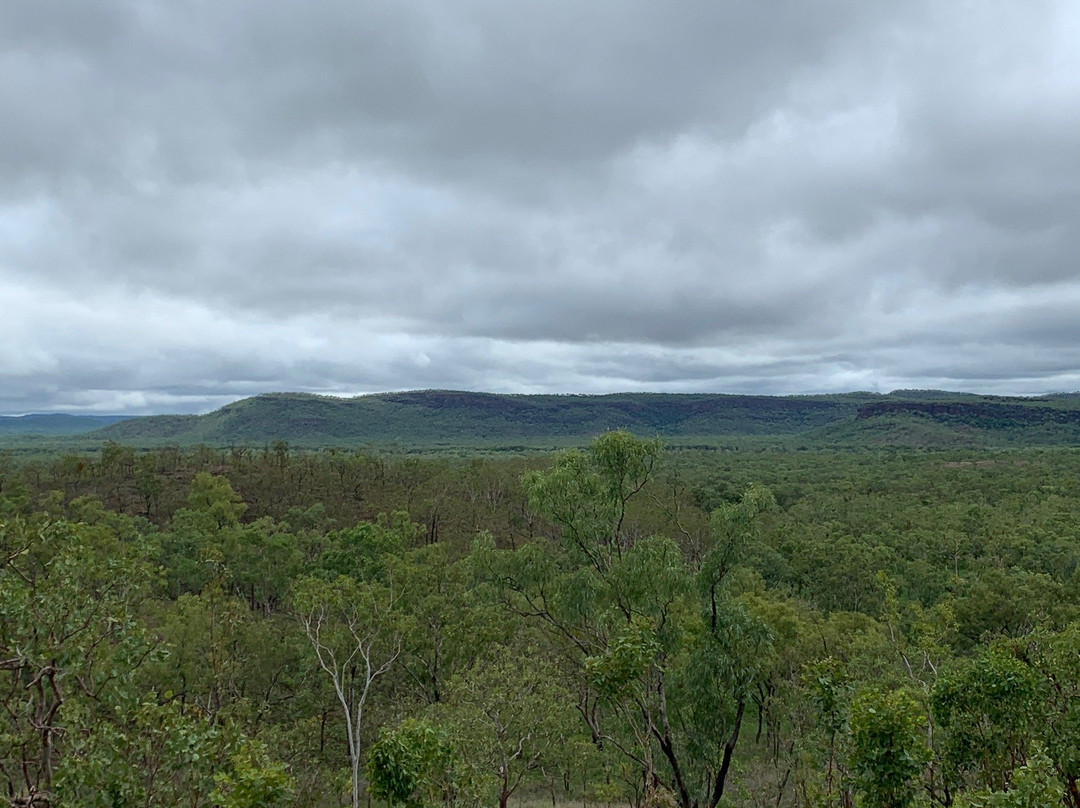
[{"left": 86, "top": 390, "right": 1080, "bottom": 449}]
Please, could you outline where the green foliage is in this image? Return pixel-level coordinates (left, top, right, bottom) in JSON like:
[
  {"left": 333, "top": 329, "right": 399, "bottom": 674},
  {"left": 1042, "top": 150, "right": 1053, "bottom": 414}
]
[
  {"left": 293, "top": 571, "right": 404, "bottom": 808},
  {"left": 187, "top": 471, "right": 248, "bottom": 527},
  {"left": 320, "top": 511, "right": 417, "bottom": 580},
  {"left": 682, "top": 598, "right": 774, "bottom": 735},
  {"left": 804, "top": 658, "right": 853, "bottom": 739},
  {"left": 367, "top": 719, "right": 455, "bottom": 808},
  {"left": 222, "top": 518, "right": 304, "bottom": 610},
  {"left": 1022, "top": 625, "right": 1080, "bottom": 786},
  {"left": 849, "top": 688, "right": 929, "bottom": 808},
  {"left": 932, "top": 647, "right": 1042, "bottom": 790},
  {"left": 211, "top": 740, "right": 294, "bottom": 808},
  {"left": 587, "top": 616, "right": 661, "bottom": 698},
  {"left": 438, "top": 651, "right": 577, "bottom": 808},
  {"left": 393, "top": 542, "right": 510, "bottom": 705},
  {"left": 522, "top": 430, "right": 663, "bottom": 571},
  {"left": 5, "top": 432, "right": 1080, "bottom": 808},
  {"left": 958, "top": 748, "right": 1064, "bottom": 808},
  {"left": 0, "top": 516, "right": 155, "bottom": 803},
  {"left": 485, "top": 433, "right": 780, "bottom": 808},
  {"left": 55, "top": 699, "right": 226, "bottom": 807},
  {"left": 700, "top": 484, "right": 776, "bottom": 594}
]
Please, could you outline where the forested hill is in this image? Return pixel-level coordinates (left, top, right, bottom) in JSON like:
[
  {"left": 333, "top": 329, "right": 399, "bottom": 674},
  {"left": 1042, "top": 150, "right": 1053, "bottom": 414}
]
[{"left": 87, "top": 390, "right": 1080, "bottom": 447}]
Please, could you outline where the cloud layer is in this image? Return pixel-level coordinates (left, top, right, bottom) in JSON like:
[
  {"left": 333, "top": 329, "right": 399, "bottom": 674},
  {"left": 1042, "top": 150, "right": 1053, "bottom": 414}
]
[{"left": 2, "top": 0, "right": 1078, "bottom": 413}]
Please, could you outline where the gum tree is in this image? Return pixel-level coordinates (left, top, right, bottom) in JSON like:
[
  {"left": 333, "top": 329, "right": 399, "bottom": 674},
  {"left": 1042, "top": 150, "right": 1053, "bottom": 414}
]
[
  {"left": 293, "top": 574, "right": 403, "bottom": 808},
  {"left": 473, "top": 431, "right": 775, "bottom": 808}
]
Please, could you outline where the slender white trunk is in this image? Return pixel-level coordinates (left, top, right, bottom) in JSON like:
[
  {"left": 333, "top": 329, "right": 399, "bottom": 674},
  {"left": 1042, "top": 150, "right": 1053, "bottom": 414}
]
[{"left": 300, "top": 599, "right": 400, "bottom": 808}]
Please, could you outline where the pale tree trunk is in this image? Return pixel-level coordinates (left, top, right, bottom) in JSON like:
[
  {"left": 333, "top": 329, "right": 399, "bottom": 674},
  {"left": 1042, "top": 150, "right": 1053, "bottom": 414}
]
[{"left": 301, "top": 604, "right": 401, "bottom": 808}]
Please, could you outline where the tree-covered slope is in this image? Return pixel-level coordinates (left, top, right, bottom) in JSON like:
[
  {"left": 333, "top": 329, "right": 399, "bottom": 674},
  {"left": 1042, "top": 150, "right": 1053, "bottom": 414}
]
[
  {"left": 92, "top": 391, "right": 873, "bottom": 445},
  {"left": 87, "top": 390, "right": 1080, "bottom": 447}
]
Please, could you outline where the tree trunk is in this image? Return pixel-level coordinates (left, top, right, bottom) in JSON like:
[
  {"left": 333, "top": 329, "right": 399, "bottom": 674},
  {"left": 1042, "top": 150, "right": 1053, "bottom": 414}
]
[
  {"left": 708, "top": 700, "right": 744, "bottom": 808},
  {"left": 352, "top": 753, "right": 362, "bottom": 808},
  {"left": 654, "top": 676, "right": 693, "bottom": 808},
  {"left": 1066, "top": 777, "right": 1080, "bottom": 808}
]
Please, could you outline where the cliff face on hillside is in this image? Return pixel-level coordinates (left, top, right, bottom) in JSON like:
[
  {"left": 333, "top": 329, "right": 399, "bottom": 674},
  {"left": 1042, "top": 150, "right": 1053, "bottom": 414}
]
[{"left": 856, "top": 401, "right": 1080, "bottom": 425}]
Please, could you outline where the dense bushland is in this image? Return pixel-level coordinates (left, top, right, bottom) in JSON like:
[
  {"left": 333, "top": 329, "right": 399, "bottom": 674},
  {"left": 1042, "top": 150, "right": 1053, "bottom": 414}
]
[{"left": 2, "top": 439, "right": 1079, "bottom": 807}]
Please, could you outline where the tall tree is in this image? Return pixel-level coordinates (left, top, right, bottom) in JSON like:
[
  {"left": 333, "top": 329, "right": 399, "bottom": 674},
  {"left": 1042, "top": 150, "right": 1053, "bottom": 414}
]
[
  {"left": 439, "top": 652, "right": 576, "bottom": 808},
  {"left": 475, "top": 431, "right": 775, "bottom": 808},
  {"left": 293, "top": 574, "right": 403, "bottom": 808}
]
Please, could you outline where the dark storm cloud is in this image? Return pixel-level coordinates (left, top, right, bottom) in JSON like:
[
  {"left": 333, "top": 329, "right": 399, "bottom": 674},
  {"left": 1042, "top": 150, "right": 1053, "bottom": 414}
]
[{"left": 1, "top": 0, "right": 1077, "bottom": 412}]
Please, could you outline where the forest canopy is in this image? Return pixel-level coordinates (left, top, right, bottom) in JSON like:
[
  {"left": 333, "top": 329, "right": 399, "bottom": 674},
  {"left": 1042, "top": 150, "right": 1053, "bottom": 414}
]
[{"left": 2, "top": 435, "right": 1080, "bottom": 808}]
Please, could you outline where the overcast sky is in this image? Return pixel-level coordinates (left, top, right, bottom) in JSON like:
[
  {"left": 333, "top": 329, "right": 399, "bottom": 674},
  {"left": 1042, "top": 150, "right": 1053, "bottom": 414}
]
[{"left": 2, "top": 1, "right": 1078, "bottom": 414}]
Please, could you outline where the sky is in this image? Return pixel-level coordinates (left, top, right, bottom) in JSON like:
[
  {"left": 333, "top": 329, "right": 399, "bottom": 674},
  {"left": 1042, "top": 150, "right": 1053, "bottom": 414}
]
[{"left": 1, "top": 1, "right": 1078, "bottom": 414}]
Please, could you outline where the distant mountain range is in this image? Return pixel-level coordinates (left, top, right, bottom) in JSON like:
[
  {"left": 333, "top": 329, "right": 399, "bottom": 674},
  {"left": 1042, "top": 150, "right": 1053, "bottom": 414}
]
[
  {"left": 9, "top": 389, "right": 1068, "bottom": 449},
  {"left": 0, "top": 413, "right": 130, "bottom": 436}
]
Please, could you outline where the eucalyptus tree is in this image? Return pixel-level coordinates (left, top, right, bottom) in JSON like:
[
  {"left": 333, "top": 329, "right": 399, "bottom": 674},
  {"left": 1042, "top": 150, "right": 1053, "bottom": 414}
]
[
  {"left": 473, "top": 431, "right": 776, "bottom": 808},
  {"left": 391, "top": 542, "right": 512, "bottom": 707},
  {"left": 293, "top": 573, "right": 404, "bottom": 808},
  {"left": 440, "top": 652, "right": 577, "bottom": 808}
]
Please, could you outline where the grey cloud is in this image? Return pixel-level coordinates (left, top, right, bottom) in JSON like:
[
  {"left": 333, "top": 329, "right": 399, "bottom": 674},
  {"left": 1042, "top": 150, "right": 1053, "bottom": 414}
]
[
  {"left": 0, "top": 0, "right": 876, "bottom": 188},
  {"left": 1, "top": 0, "right": 1077, "bottom": 412}
]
